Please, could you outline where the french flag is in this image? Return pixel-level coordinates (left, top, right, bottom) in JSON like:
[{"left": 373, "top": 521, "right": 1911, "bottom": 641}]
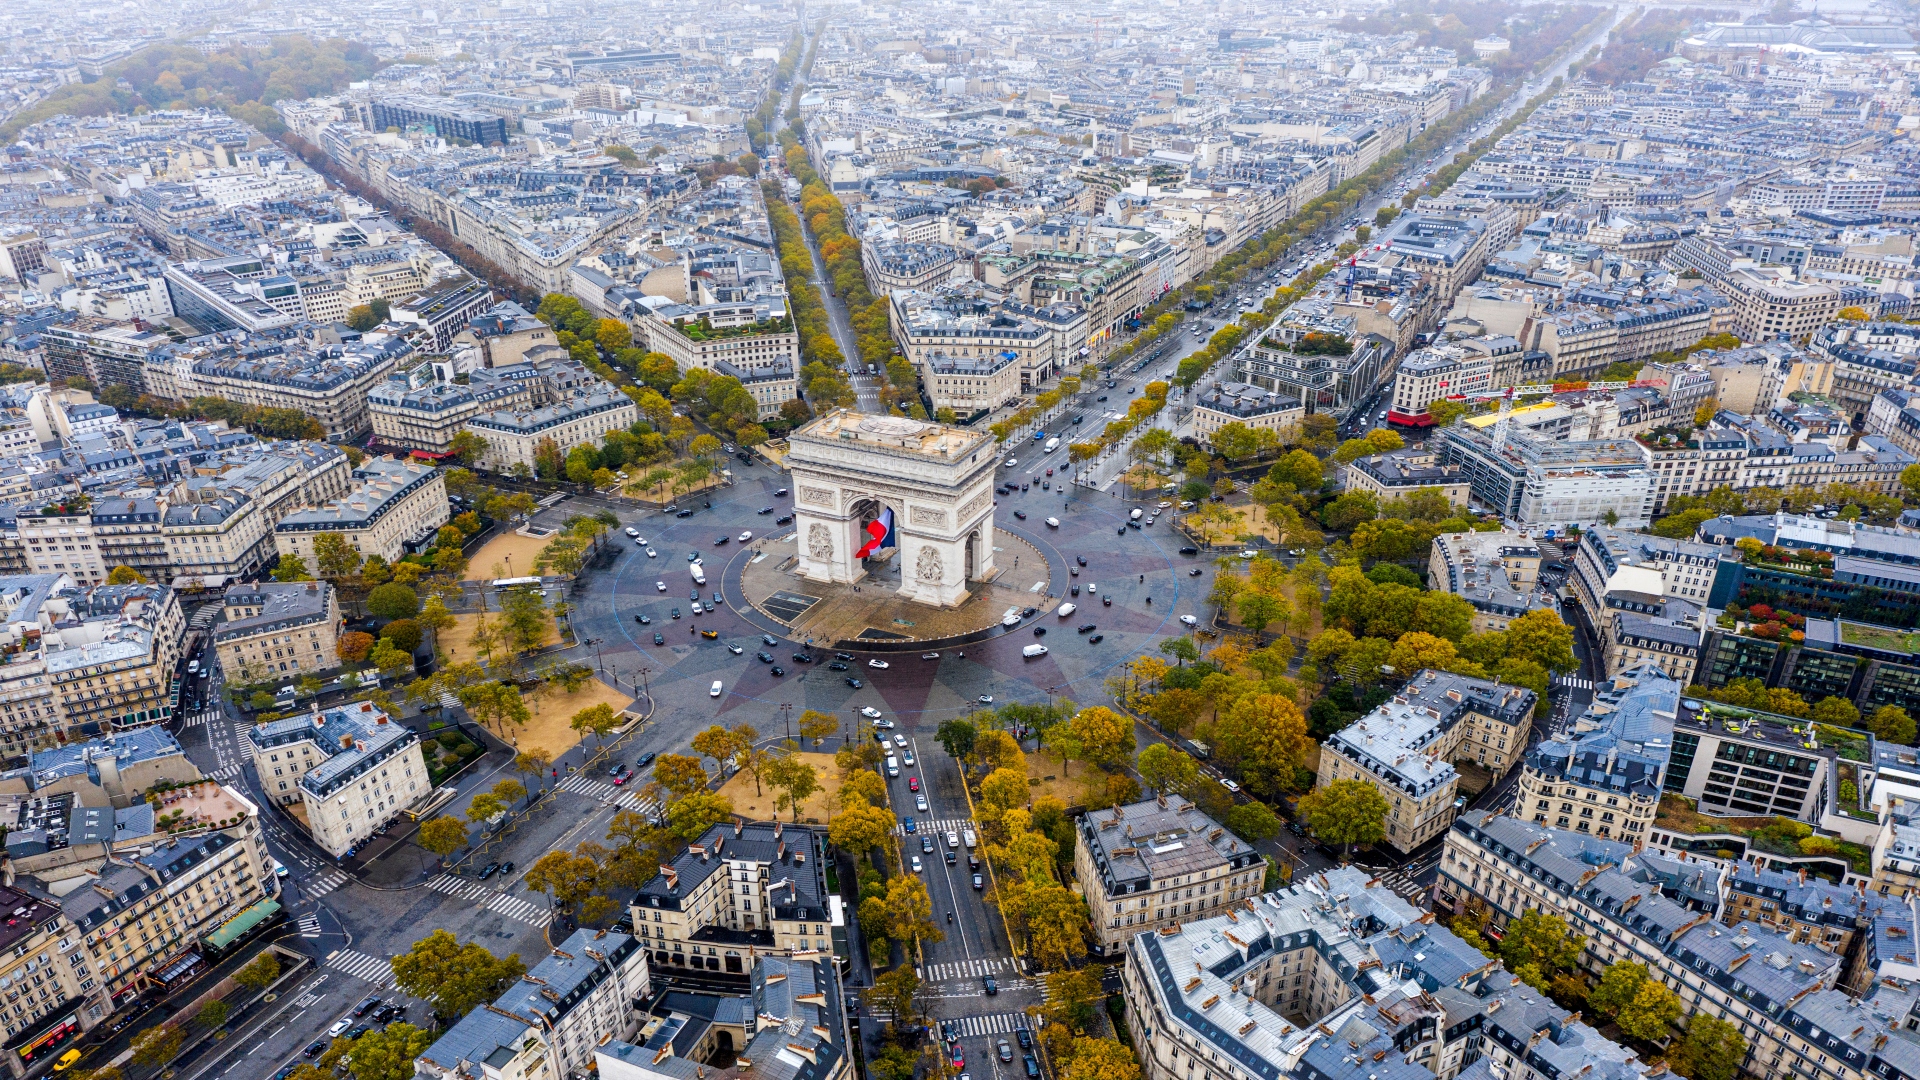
[{"left": 856, "top": 507, "right": 895, "bottom": 559}]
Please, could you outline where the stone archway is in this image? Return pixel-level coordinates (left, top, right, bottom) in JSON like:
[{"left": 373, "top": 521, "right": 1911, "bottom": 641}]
[{"left": 786, "top": 411, "right": 1001, "bottom": 608}]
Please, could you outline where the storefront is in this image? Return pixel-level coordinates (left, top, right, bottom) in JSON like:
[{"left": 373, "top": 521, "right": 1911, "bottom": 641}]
[
  {"left": 147, "top": 950, "right": 205, "bottom": 994},
  {"left": 6, "top": 1003, "right": 80, "bottom": 1069}
]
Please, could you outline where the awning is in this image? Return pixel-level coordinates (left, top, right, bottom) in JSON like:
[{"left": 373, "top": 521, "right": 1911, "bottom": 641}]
[{"left": 202, "top": 898, "right": 281, "bottom": 950}]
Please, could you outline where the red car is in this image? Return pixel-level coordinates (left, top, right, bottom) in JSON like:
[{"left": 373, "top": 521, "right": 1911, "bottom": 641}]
[
  {"left": 908, "top": 777, "right": 920, "bottom": 792},
  {"left": 952, "top": 1047, "right": 965, "bottom": 1070}
]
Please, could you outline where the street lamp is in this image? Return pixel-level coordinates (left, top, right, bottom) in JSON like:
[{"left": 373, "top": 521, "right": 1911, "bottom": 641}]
[{"left": 781, "top": 702, "right": 793, "bottom": 743}]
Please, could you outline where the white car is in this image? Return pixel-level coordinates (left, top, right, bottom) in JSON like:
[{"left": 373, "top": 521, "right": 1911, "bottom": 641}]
[
  {"left": 904, "top": 751, "right": 916, "bottom": 766},
  {"left": 916, "top": 794, "right": 929, "bottom": 812},
  {"left": 1220, "top": 777, "right": 1242, "bottom": 794},
  {"left": 738, "top": 531, "right": 753, "bottom": 542},
  {"left": 872, "top": 719, "right": 896, "bottom": 729},
  {"left": 710, "top": 680, "right": 724, "bottom": 698},
  {"left": 860, "top": 706, "right": 883, "bottom": 719},
  {"left": 1087, "top": 583, "right": 1097, "bottom": 593},
  {"left": 1004, "top": 458, "right": 1018, "bottom": 468},
  {"left": 646, "top": 547, "right": 657, "bottom": 558},
  {"left": 1158, "top": 501, "right": 1172, "bottom": 509},
  {"left": 656, "top": 581, "right": 668, "bottom": 592},
  {"left": 624, "top": 527, "right": 638, "bottom": 537},
  {"left": 894, "top": 734, "right": 908, "bottom": 747},
  {"left": 868, "top": 659, "right": 889, "bottom": 669},
  {"left": 1179, "top": 614, "right": 1199, "bottom": 626},
  {"left": 1239, "top": 550, "right": 1258, "bottom": 559},
  {"left": 911, "top": 855, "right": 923, "bottom": 873}
]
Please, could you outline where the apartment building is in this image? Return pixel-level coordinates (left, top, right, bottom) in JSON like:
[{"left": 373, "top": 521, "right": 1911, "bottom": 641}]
[
  {"left": 366, "top": 363, "right": 537, "bottom": 452},
  {"left": 467, "top": 386, "right": 639, "bottom": 475},
  {"left": 1569, "top": 526, "right": 1732, "bottom": 616},
  {"left": 890, "top": 289, "right": 1060, "bottom": 394},
  {"left": 1343, "top": 448, "right": 1470, "bottom": 508},
  {"left": 632, "top": 308, "right": 799, "bottom": 420},
  {"left": 388, "top": 275, "right": 493, "bottom": 351},
  {"left": 629, "top": 821, "right": 837, "bottom": 972},
  {"left": 1190, "top": 383, "right": 1304, "bottom": 449},
  {"left": 418, "top": 928, "right": 649, "bottom": 1080},
  {"left": 1072, "top": 795, "right": 1270, "bottom": 957},
  {"left": 1514, "top": 664, "right": 1678, "bottom": 845},
  {"left": 1603, "top": 597, "right": 1705, "bottom": 685},
  {"left": 921, "top": 350, "right": 1022, "bottom": 416},
  {"left": 1424, "top": 529, "right": 1550, "bottom": 633},
  {"left": 595, "top": 954, "right": 849, "bottom": 1080},
  {"left": 272, "top": 457, "right": 448, "bottom": 569},
  {"left": 160, "top": 495, "right": 274, "bottom": 584},
  {"left": 4, "top": 726, "right": 202, "bottom": 808},
  {"left": 185, "top": 334, "right": 411, "bottom": 443},
  {"left": 1641, "top": 424, "right": 1749, "bottom": 515},
  {"left": 248, "top": 702, "right": 428, "bottom": 854},
  {"left": 0, "top": 882, "right": 105, "bottom": 1075},
  {"left": 1318, "top": 670, "right": 1537, "bottom": 852},
  {"left": 211, "top": 581, "right": 340, "bottom": 683},
  {"left": 1438, "top": 425, "right": 1656, "bottom": 530},
  {"left": 1720, "top": 265, "right": 1873, "bottom": 343}
]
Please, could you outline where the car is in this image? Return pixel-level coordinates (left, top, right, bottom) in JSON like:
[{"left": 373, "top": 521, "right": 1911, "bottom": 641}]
[
  {"left": 633, "top": 613, "right": 649, "bottom": 625},
  {"left": 985, "top": 976, "right": 998, "bottom": 995},
  {"left": 1004, "top": 458, "right": 1018, "bottom": 468},
  {"left": 860, "top": 706, "right": 883, "bottom": 718},
  {"left": 715, "top": 536, "right": 730, "bottom": 546},
  {"left": 846, "top": 677, "right": 863, "bottom": 688},
  {"left": 654, "top": 632, "right": 666, "bottom": 645},
  {"left": 973, "top": 873, "right": 985, "bottom": 890},
  {"left": 1023, "top": 607, "right": 1037, "bottom": 617},
  {"left": 739, "top": 531, "right": 753, "bottom": 542},
  {"left": 612, "top": 768, "right": 630, "bottom": 786},
  {"left": 670, "top": 607, "right": 681, "bottom": 619},
  {"left": 688, "top": 552, "right": 701, "bottom": 562},
  {"left": 911, "top": 855, "right": 923, "bottom": 872},
  {"left": 701, "top": 629, "right": 718, "bottom": 639},
  {"left": 346, "top": 1025, "right": 370, "bottom": 1040},
  {"left": 710, "top": 680, "right": 723, "bottom": 697},
  {"left": 776, "top": 515, "right": 793, "bottom": 525},
  {"left": 1118, "top": 526, "right": 1127, "bottom": 535},
  {"left": 756, "top": 650, "right": 775, "bottom": 663},
  {"left": 646, "top": 547, "right": 657, "bottom": 558},
  {"left": 1220, "top": 777, "right": 1242, "bottom": 793},
  {"left": 871, "top": 718, "right": 895, "bottom": 729},
  {"left": 829, "top": 661, "right": 849, "bottom": 671},
  {"left": 758, "top": 506, "right": 774, "bottom": 515},
  {"left": 52, "top": 1050, "right": 82, "bottom": 1073},
  {"left": 727, "top": 643, "right": 744, "bottom": 655},
  {"left": 763, "top": 634, "right": 779, "bottom": 646},
  {"left": 625, "top": 527, "right": 639, "bottom": 537},
  {"left": 638, "top": 752, "right": 657, "bottom": 768},
  {"left": 304, "top": 1040, "right": 330, "bottom": 1058},
  {"left": 1189, "top": 567, "right": 1204, "bottom": 576},
  {"left": 1013, "top": 510, "right": 1027, "bottom": 520},
  {"left": 903, "top": 817, "right": 916, "bottom": 832},
  {"left": 945, "top": 850, "right": 958, "bottom": 865},
  {"left": 1286, "top": 821, "right": 1308, "bottom": 837},
  {"left": 1088, "top": 634, "right": 1104, "bottom": 643},
  {"left": 947, "top": 830, "right": 960, "bottom": 848},
  {"left": 979, "top": 695, "right": 994, "bottom": 704},
  {"left": 1000, "top": 1041, "right": 1015, "bottom": 1063},
  {"left": 1180, "top": 614, "right": 1199, "bottom": 626},
  {"left": 772, "top": 665, "right": 785, "bottom": 676},
  {"left": 893, "top": 734, "right": 908, "bottom": 747},
  {"left": 1033, "top": 626, "right": 1046, "bottom": 636},
  {"left": 1097, "top": 395, "right": 1108, "bottom": 402},
  {"left": 868, "top": 659, "right": 889, "bottom": 669},
  {"left": 329, "top": 1018, "right": 354, "bottom": 1038},
  {"left": 835, "top": 651, "right": 854, "bottom": 660},
  {"left": 908, "top": 777, "right": 920, "bottom": 792},
  {"left": 677, "top": 509, "right": 694, "bottom": 518},
  {"left": 1017, "top": 1030, "right": 1032, "bottom": 1050},
  {"left": 1025, "top": 1054, "right": 1041, "bottom": 1078},
  {"left": 922, "top": 652, "right": 940, "bottom": 660},
  {"left": 1070, "top": 585, "right": 1080, "bottom": 596},
  {"left": 1290, "top": 548, "right": 1307, "bottom": 556},
  {"left": 775, "top": 488, "right": 789, "bottom": 496},
  {"left": 1077, "top": 623, "right": 1096, "bottom": 633},
  {"left": 922, "top": 835, "right": 934, "bottom": 853},
  {"left": 953, "top": 1048, "right": 966, "bottom": 1069},
  {"left": 656, "top": 581, "right": 667, "bottom": 592},
  {"left": 1076, "top": 556, "right": 1088, "bottom": 566}
]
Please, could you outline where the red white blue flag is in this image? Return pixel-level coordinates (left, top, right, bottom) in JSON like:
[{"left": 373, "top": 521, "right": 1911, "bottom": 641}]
[{"left": 856, "top": 507, "right": 895, "bottom": 559}]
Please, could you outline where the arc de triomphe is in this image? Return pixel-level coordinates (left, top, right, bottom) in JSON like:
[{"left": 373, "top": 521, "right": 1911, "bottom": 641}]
[{"left": 785, "top": 410, "right": 999, "bottom": 608}]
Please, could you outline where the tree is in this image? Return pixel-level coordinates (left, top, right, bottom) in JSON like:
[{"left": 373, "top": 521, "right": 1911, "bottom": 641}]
[
  {"left": 1498, "top": 911, "right": 1586, "bottom": 993},
  {"left": 1237, "top": 591, "right": 1284, "bottom": 637},
  {"left": 195, "top": 999, "right": 230, "bottom": 1029},
  {"left": 390, "top": 930, "right": 527, "bottom": 1021},
  {"left": 523, "top": 849, "right": 602, "bottom": 916},
  {"left": 1587, "top": 960, "right": 1649, "bottom": 1019},
  {"left": 1058, "top": 1038, "right": 1142, "bottom": 1080},
  {"left": 828, "top": 802, "right": 894, "bottom": 855},
  {"left": 1066, "top": 706, "right": 1134, "bottom": 769},
  {"left": 465, "top": 792, "right": 506, "bottom": 825},
  {"left": 1296, "top": 778, "right": 1387, "bottom": 854},
  {"left": 936, "top": 718, "right": 977, "bottom": 760},
  {"left": 1615, "top": 976, "right": 1683, "bottom": 1041},
  {"left": 1021, "top": 882, "right": 1090, "bottom": 969},
  {"left": 885, "top": 873, "right": 943, "bottom": 944},
  {"left": 766, "top": 754, "right": 821, "bottom": 821},
  {"left": 369, "top": 638, "right": 414, "bottom": 680},
  {"left": 1811, "top": 695, "right": 1860, "bottom": 727},
  {"left": 871, "top": 965, "right": 923, "bottom": 1028},
  {"left": 1904, "top": 462, "right": 1920, "bottom": 502},
  {"left": 130, "top": 1025, "right": 184, "bottom": 1067},
  {"left": 312, "top": 532, "right": 362, "bottom": 580},
  {"left": 570, "top": 703, "right": 620, "bottom": 749},
  {"left": 651, "top": 754, "right": 710, "bottom": 800},
  {"left": 381, "top": 619, "right": 422, "bottom": 654},
  {"left": 1668, "top": 1014, "right": 1747, "bottom": 1080},
  {"left": 497, "top": 586, "right": 551, "bottom": 653},
  {"left": 104, "top": 565, "right": 147, "bottom": 585},
  {"left": 366, "top": 583, "right": 421, "bottom": 622},
  {"left": 344, "top": 1022, "right": 435, "bottom": 1080},
  {"left": 417, "top": 815, "right": 469, "bottom": 860},
  {"left": 1871, "top": 705, "right": 1917, "bottom": 745},
  {"left": 233, "top": 950, "right": 281, "bottom": 990},
  {"left": 272, "top": 553, "right": 312, "bottom": 582},
  {"left": 1224, "top": 801, "right": 1282, "bottom": 841},
  {"left": 1137, "top": 742, "right": 1201, "bottom": 796},
  {"left": 664, "top": 792, "right": 733, "bottom": 841},
  {"left": 1504, "top": 609, "right": 1577, "bottom": 674},
  {"left": 338, "top": 631, "right": 375, "bottom": 662},
  {"left": 797, "top": 709, "right": 838, "bottom": 746}
]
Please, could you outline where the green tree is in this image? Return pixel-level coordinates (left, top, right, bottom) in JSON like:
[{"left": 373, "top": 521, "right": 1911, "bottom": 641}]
[
  {"left": 871, "top": 965, "right": 923, "bottom": 1029},
  {"left": 1871, "top": 705, "right": 1917, "bottom": 745},
  {"left": 1224, "top": 801, "right": 1282, "bottom": 841},
  {"left": 1497, "top": 910, "right": 1586, "bottom": 993},
  {"left": 570, "top": 702, "right": 620, "bottom": 749},
  {"left": 1811, "top": 695, "right": 1860, "bottom": 727},
  {"left": 1503, "top": 608, "right": 1577, "bottom": 673},
  {"left": 1615, "top": 977, "right": 1683, "bottom": 1041},
  {"left": 312, "top": 531, "right": 362, "bottom": 580},
  {"left": 130, "top": 1025, "right": 184, "bottom": 1068},
  {"left": 366, "top": 582, "right": 421, "bottom": 621},
  {"left": 1137, "top": 742, "right": 1201, "bottom": 796},
  {"left": 344, "top": 1022, "right": 436, "bottom": 1080},
  {"left": 1668, "top": 1014, "right": 1747, "bottom": 1080},
  {"left": 1587, "top": 960, "right": 1649, "bottom": 1019},
  {"left": 1296, "top": 779, "right": 1387, "bottom": 854},
  {"left": 271, "top": 553, "right": 312, "bottom": 582},
  {"left": 389, "top": 930, "right": 527, "bottom": 1021},
  {"left": 233, "top": 950, "right": 281, "bottom": 991},
  {"left": 936, "top": 718, "right": 977, "bottom": 760},
  {"left": 497, "top": 586, "right": 551, "bottom": 653},
  {"left": 416, "top": 816, "right": 468, "bottom": 860}
]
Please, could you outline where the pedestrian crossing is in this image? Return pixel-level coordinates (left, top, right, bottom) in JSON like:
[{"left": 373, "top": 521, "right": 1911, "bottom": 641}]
[
  {"left": 897, "top": 817, "right": 972, "bottom": 838},
  {"left": 557, "top": 774, "right": 661, "bottom": 817},
  {"left": 206, "top": 763, "right": 242, "bottom": 781},
  {"left": 304, "top": 870, "right": 349, "bottom": 898},
  {"left": 235, "top": 728, "right": 254, "bottom": 755},
  {"left": 426, "top": 874, "right": 492, "bottom": 901},
  {"left": 918, "top": 958, "right": 1011, "bottom": 982},
  {"left": 1553, "top": 676, "right": 1594, "bottom": 690},
  {"left": 178, "top": 710, "right": 223, "bottom": 729},
  {"left": 296, "top": 914, "right": 322, "bottom": 938},
  {"left": 189, "top": 605, "right": 219, "bottom": 630},
  {"left": 942, "top": 1012, "right": 1035, "bottom": 1038},
  {"left": 487, "top": 892, "right": 554, "bottom": 927},
  {"left": 1366, "top": 869, "right": 1426, "bottom": 902},
  {"left": 326, "top": 949, "right": 397, "bottom": 987}
]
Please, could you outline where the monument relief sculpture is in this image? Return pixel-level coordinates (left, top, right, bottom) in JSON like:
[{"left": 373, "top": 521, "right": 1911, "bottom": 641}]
[
  {"left": 808, "top": 522, "right": 834, "bottom": 562},
  {"left": 916, "top": 545, "right": 944, "bottom": 582}
]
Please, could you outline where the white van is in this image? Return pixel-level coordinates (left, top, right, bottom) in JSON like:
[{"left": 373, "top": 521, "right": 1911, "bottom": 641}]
[
  {"left": 1045, "top": 517, "right": 1059, "bottom": 528},
  {"left": 710, "top": 680, "right": 724, "bottom": 698},
  {"left": 885, "top": 755, "right": 900, "bottom": 777},
  {"left": 1058, "top": 603, "right": 1077, "bottom": 618},
  {"left": 1130, "top": 508, "right": 1144, "bottom": 521},
  {"left": 1022, "top": 644, "right": 1049, "bottom": 659},
  {"left": 963, "top": 828, "right": 978, "bottom": 849},
  {"left": 1043, "top": 437, "right": 1060, "bottom": 453},
  {"left": 1002, "top": 607, "right": 1022, "bottom": 627}
]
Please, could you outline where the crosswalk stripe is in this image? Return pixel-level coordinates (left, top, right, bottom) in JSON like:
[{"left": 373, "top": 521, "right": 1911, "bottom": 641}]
[
  {"left": 486, "top": 893, "right": 553, "bottom": 927},
  {"left": 895, "top": 817, "right": 972, "bottom": 837},
  {"left": 206, "top": 764, "right": 241, "bottom": 781},
  {"left": 305, "top": 871, "right": 349, "bottom": 897},
  {"left": 425, "top": 874, "right": 490, "bottom": 900},
  {"left": 929, "top": 1012, "right": 1033, "bottom": 1038},
  {"left": 296, "top": 914, "right": 322, "bottom": 937},
  {"left": 920, "top": 958, "right": 1009, "bottom": 982},
  {"left": 326, "top": 949, "right": 395, "bottom": 986}
]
